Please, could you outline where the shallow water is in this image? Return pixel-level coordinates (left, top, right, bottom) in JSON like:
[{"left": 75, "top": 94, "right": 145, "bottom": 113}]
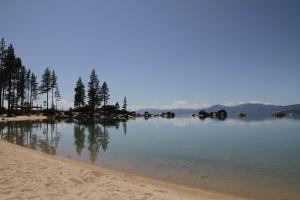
[{"left": 1, "top": 117, "right": 300, "bottom": 199}]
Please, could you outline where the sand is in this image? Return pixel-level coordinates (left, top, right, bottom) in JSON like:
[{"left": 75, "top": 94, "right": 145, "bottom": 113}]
[
  {"left": 0, "top": 141, "right": 250, "bottom": 200},
  {"left": 0, "top": 115, "right": 47, "bottom": 123}
]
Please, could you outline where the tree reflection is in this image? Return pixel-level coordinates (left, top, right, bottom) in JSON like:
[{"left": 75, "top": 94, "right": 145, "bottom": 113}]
[
  {"left": 74, "top": 124, "right": 85, "bottom": 155},
  {"left": 100, "top": 123, "right": 109, "bottom": 151},
  {"left": 0, "top": 120, "right": 61, "bottom": 155},
  {"left": 87, "top": 123, "right": 103, "bottom": 163},
  {"left": 1, "top": 119, "right": 128, "bottom": 163},
  {"left": 122, "top": 121, "right": 127, "bottom": 135},
  {"left": 84, "top": 121, "right": 112, "bottom": 163},
  {"left": 39, "top": 120, "right": 60, "bottom": 155}
]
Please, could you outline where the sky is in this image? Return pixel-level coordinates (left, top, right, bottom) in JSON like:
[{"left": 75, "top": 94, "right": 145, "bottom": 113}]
[{"left": 1, "top": 0, "right": 299, "bottom": 110}]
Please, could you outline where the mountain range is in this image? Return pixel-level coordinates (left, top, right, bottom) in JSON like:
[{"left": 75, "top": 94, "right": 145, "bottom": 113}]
[{"left": 136, "top": 103, "right": 300, "bottom": 119}]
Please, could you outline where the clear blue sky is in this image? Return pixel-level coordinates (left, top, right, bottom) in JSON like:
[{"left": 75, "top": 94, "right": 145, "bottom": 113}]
[{"left": 1, "top": 0, "right": 299, "bottom": 110}]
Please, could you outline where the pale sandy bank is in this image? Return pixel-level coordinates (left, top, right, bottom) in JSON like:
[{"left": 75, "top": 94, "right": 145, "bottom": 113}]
[
  {"left": 0, "top": 141, "right": 250, "bottom": 200},
  {"left": 0, "top": 115, "right": 47, "bottom": 123}
]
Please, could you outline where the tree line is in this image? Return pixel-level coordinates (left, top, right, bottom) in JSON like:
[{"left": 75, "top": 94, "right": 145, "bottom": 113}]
[
  {"left": 0, "top": 38, "right": 60, "bottom": 115},
  {"left": 0, "top": 37, "right": 127, "bottom": 117},
  {"left": 74, "top": 69, "right": 127, "bottom": 113}
]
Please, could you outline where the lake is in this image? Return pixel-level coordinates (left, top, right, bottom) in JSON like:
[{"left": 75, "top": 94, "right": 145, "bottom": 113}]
[{"left": 1, "top": 117, "right": 300, "bottom": 200}]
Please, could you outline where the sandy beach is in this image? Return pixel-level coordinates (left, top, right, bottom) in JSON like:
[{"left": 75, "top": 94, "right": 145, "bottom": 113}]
[
  {"left": 0, "top": 115, "right": 48, "bottom": 123},
  {"left": 0, "top": 141, "right": 249, "bottom": 200}
]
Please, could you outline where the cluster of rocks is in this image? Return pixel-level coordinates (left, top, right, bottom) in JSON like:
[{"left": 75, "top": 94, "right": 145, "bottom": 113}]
[
  {"left": 142, "top": 111, "right": 175, "bottom": 119},
  {"left": 192, "top": 109, "right": 227, "bottom": 120},
  {"left": 272, "top": 111, "right": 286, "bottom": 118}
]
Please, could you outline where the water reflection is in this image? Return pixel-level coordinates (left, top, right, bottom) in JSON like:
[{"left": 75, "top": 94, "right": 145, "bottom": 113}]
[
  {"left": 0, "top": 119, "right": 126, "bottom": 163},
  {"left": 74, "top": 124, "right": 85, "bottom": 155},
  {"left": 0, "top": 120, "right": 61, "bottom": 154},
  {"left": 86, "top": 123, "right": 107, "bottom": 163},
  {"left": 1, "top": 117, "right": 299, "bottom": 164},
  {"left": 74, "top": 120, "right": 124, "bottom": 163}
]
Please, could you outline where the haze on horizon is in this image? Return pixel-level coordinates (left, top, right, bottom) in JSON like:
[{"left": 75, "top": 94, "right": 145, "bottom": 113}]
[{"left": 1, "top": 0, "right": 299, "bottom": 110}]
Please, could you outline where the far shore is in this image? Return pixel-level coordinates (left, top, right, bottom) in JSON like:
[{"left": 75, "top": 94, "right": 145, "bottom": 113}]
[
  {"left": 0, "top": 115, "right": 48, "bottom": 123},
  {"left": 0, "top": 141, "right": 249, "bottom": 200}
]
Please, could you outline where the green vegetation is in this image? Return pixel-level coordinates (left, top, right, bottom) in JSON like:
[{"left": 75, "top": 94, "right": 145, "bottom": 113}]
[
  {"left": 72, "top": 70, "right": 132, "bottom": 120},
  {"left": 100, "top": 82, "right": 110, "bottom": 107},
  {"left": 0, "top": 37, "right": 60, "bottom": 116},
  {"left": 87, "top": 69, "right": 101, "bottom": 113},
  {"left": 74, "top": 77, "right": 86, "bottom": 109},
  {"left": 39, "top": 67, "right": 52, "bottom": 111},
  {"left": 0, "top": 38, "right": 135, "bottom": 120}
]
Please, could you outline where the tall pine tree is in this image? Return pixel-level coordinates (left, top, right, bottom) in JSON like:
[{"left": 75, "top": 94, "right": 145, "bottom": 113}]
[
  {"left": 40, "top": 67, "right": 52, "bottom": 111},
  {"left": 4, "top": 44, "right": 17, "bottom": 113},
  {"left": 100, "top": 82, "right": 110, "bottom": 107},
  {"left": 50, "top": 70, "right": 58, "bottom": 109},
  {"left": 17, "top": 65, "right": 27, "bottom": 108},
  {"left": 30, "top": 72, "right": 38, "bottom": 107},
  {"left": 87, "top": 70, "right": 101, "bottom": 113},
  {"left": 54, "top": 86, "right": 61, "bottom": 110},
  {"left": 0, "top": 38, "right": 6, "bottom": 110},
  {"left": 25, "top": 69, "right": 31, "bottom": 104},
  {"left": 74, "top": 77, "right": 85, "bottom": 108}
]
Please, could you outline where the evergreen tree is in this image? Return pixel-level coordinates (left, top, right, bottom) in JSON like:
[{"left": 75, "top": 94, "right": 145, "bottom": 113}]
[
  {"left": 50, "top": 70, "right": 58, "bottom": 109},
  {"left": 10, "top": 57, "right": 22, "bottom": 110},
  {"left": 115, "top": 102, "right": 120, "bottom": 110},
  {"left": 74, "top": 77, "right": 85, "bottom": 108},
  {"left": 0, "top": 38, "right": 6, "bottom": 110},
  {"left": 40, "top": 67, "right": 52, "bottom": 111},
  {"left": 122, "top": 96, "right": 127, "bottom": 111},
  {"left": 100, "top": 82, "right": 110, "bottom": 107},
  {"left": 29, "top": 72, "right": 38, "bottom": 107},
  {"left": 25, "top": 69, "right": 31, "bottom": 103},
  {"left": 54, "top": 86, "right": 61, "bottom": 110},
  {"left": 17, "top": 65, "right": 26, "bottom": 107},
  {"left": 87, "top": 70, "right": 100, "bottom": 112},
  {"left": 4, "top": 44, "right": 17, "bottom": 113}
]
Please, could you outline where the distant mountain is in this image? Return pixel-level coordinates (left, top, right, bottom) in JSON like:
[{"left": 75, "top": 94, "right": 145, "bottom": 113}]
[{"left": 136, "top": 103, "right": 300, "bottom": 119}]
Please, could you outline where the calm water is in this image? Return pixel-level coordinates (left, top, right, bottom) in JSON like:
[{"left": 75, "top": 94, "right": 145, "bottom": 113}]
[{"left": 1, "top": 117, "right": 300, "bottom": 200}]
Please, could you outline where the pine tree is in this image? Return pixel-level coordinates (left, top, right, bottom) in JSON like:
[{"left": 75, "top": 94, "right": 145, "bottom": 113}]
[
  {"left": 74, "top": 77, "right": 85, "bottom": 108},
  {"left": 50, "top": 70, "right": 58, "bottom": 109},
  {"left": 115, "top": 102, "right": 120, "bottom": 110},
  {"left": 122, "top": 96, "right": 127, "bottom": 111},
  {"left": 4, "top": 44, "right": 17, "bottom": 113},
  {"left": 87, "top": 70, "right": 100, "bottom": 112},
  {"left": 54, "top": 86, "right": 61, "bottom": 110},
  {"left": 100, "top": 82, "right": 110, "bottom": 107},
  {"left": 0, "top": 38, "right": 6, "bottom": 110},
  {"left": 25, "top": 69, "right": 31, "bottom": 104},
  {"left": 40, "top": 67, "right": 52, "bottom": 111},
  {"left": 29, "top": 72, "right": 38, "bottom": 107},
  {"left": 17, "top": 65, "right": 26, "bottom": 108},
  {"left": 10, "top": 57, "right": 22, "bottom": 111}
]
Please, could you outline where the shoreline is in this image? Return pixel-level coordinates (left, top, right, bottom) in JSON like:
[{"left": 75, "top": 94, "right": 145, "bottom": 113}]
[
  {"left": 0, "top": 115, "right": 48, "bottom": 123},
  {"left": 0, "top": 141, "right": 249, "bottom": 200}
]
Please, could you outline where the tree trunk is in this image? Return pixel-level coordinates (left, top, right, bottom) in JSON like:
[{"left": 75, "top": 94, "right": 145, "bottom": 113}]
[
  {"left": 7, "top": 74, "right": 12, "bottom": 114},
  {"left": 51, "top": 88, "right": 54, "bottom": 109},
  {"left": 1, "top": 88, "right": 4, "bottom": 108},
  {"left": 29, "top": 89, "right": 32, "bottom": 107},
  {"left": 0, "top": 84, "right": 2, "bottom": 110},
  {"left": 46, "top": 90, "right": 49, "bottom": 111}
]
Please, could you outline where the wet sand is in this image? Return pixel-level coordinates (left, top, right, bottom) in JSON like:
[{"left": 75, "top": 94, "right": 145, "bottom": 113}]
[
  {"left": 0, "top": 141, "right": 249, "bottom": 200},
  {"left": 0, "top": 115, "right": 47, "bottom": 123}
]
